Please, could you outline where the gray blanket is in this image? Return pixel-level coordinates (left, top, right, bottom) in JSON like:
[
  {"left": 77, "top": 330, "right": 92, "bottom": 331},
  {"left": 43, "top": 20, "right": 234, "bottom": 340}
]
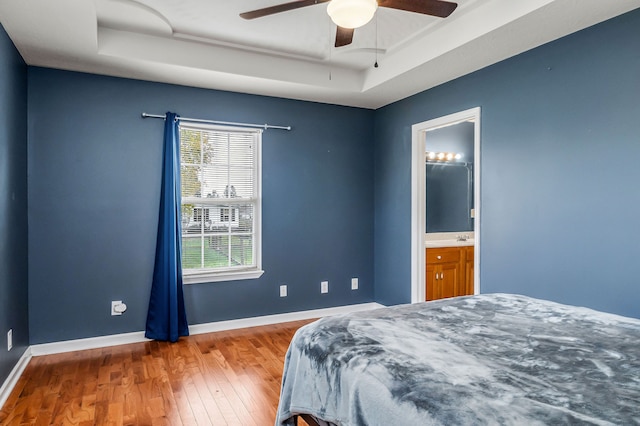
[{"left": 275, "top": 294, "right": 640, "bottom": 425}]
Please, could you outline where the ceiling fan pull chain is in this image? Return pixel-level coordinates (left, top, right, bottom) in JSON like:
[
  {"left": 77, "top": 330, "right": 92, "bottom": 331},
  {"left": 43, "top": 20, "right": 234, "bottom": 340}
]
[{"left": 374, "top": 11, "right": 379, "bottom": 68}]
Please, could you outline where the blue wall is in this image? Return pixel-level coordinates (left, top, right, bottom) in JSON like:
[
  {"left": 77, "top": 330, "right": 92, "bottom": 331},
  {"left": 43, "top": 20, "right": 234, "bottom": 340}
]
[
  {"left": 374, "top": 9, "right": 640, "bottom": 317},
  {"left": 0, "top": 24, "right": 29, "bottom": 384},
  {"left": 27, "top": 69, "right": 375, "bottom": 344}
]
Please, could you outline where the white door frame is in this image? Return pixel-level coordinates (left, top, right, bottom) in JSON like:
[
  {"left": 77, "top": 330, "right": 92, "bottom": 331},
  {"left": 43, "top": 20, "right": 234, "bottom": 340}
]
[{"left": 410, "top": 107, "right": 481, "bottom": 303}]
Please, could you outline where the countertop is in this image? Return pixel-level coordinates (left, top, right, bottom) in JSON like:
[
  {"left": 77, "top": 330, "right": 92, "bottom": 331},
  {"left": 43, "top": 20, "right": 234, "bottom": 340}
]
[{"left": 425, "top": 232, "right": 474, "bottom": 248}]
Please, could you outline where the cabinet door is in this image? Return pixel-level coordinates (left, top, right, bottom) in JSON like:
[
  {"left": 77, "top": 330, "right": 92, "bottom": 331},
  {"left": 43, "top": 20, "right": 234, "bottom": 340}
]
[
  {"left": 463, "top": 246, "right": 474, "bottom": 296},
  {"left": 440, "top": 262, "right": 459, "bottom": 299},
  {"left": 426, "top": 263, "right": 437, "bottom": 301}
]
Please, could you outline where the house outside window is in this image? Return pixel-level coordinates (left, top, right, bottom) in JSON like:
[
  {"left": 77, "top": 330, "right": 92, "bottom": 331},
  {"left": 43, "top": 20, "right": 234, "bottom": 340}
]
[{"left": 180, "top": 123, "right": 263, "bottom": 283}]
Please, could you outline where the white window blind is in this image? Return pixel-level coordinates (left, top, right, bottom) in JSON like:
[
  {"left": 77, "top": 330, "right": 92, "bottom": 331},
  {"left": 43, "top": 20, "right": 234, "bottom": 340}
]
[{"left": 179, "top": 122, "right": 263, "bottom": 283}]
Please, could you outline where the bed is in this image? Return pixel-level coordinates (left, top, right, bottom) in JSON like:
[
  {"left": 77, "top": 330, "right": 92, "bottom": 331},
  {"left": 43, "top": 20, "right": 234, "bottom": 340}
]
[{"left": 275, "top": 293, "right": 640, "bottom": 425}]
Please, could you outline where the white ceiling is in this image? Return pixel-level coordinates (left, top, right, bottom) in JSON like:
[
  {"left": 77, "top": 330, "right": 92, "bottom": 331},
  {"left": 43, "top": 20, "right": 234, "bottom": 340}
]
[{"left": 0, "top": 0, "right": 638, "bottom": 108}]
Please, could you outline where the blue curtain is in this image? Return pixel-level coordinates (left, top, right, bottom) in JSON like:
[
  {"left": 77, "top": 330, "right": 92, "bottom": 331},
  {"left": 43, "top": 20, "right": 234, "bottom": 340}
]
[{"left": 145, "top": 112, "right": 189, "bottom": 342}]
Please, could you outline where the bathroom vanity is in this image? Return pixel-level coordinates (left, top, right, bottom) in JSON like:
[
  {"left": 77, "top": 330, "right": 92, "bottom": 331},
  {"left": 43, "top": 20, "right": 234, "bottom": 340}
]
[{"left": 425, "top": 234, "right": 474, "bottom": 301}]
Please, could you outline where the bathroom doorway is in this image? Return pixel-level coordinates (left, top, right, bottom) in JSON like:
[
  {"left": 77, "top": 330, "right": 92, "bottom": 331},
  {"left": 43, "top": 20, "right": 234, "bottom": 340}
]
[{"left": 410, "top": 107, "right": 481, "bottom": 303}]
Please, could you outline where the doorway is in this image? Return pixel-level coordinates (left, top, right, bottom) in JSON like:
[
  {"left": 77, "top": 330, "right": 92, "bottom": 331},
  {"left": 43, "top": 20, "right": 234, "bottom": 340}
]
[{"left": 410, "top": 107, "right": 481, "bottom": 303}]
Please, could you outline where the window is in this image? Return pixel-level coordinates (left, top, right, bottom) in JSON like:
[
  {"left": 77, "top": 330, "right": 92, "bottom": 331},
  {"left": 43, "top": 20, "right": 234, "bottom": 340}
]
[
  {"left": 180, "top": 123, "right": 263, "bottom": 283},
  {"left": 193, "top": 207, "right": 210, "bottom": 223},
  {"left": 220, "top": 207, "right": 237, "bottom": 223}
]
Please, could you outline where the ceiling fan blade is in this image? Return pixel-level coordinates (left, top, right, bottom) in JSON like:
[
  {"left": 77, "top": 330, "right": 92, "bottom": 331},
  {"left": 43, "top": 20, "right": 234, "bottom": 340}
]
[
  {"left": 378, "top": 0, "right": 458, "bottom": 18},
  {"left": 240, "top": 0, "right": 330, "bottom": 20},
  {"left": 335, "top": 26, "right": 354, "bottom": 47}
]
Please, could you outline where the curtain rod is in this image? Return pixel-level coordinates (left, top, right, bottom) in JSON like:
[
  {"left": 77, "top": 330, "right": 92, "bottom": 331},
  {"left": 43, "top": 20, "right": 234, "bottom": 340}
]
[{"left": 141, "top": 112, "right": 291, "bottom": 131}]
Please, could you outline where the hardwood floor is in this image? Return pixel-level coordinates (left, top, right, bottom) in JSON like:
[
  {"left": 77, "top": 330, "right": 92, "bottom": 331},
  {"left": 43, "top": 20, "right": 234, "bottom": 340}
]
[{"left": 0, "top": 319, "right": 315, "bottom": 426}]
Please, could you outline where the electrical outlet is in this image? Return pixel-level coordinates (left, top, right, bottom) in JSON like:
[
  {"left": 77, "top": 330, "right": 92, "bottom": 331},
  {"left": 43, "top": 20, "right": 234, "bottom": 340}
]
[
  {"left": 280, "top": 285, "right": 287, "bottom": 297},
  {"left": 7, "top": 329, "right": 12, "bottom": 351},
  {"left": 321, "top": 281, "right": 329, "bottom": 294},
  {"left": 111, "top": 300, "right": 127, "bottom": 316},
  {"left": 351, "top": 277, "right": 359, "bottom": 290}
]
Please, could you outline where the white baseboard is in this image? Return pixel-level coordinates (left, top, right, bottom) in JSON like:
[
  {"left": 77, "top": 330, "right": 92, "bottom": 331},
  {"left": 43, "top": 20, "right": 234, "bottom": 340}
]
[
  {"left": 0, "top": 347, "right": 32, "bottom": 410},
  {"left": 189, "top": 302, "right": 384, "bottom": 335},
  {"left": 30, "top": 302, "right": 384, "bottom": 357},
  {"left": 30, "top": 330, "right": 148, "bottom": 357}
]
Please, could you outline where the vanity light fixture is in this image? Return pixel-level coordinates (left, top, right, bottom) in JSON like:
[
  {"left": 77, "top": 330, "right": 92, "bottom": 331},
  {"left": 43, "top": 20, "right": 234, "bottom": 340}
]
[
  {"left": 327, "top": 0, "right": 378, "bottom": 29},
  {"left": 426, "top": 151, "right": 464, "bottom": 163}
]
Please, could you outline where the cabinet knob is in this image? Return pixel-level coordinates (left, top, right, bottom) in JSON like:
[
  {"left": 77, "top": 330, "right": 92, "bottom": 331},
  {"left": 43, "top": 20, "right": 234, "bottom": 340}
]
[{"left": 437, "top": 255, "right": 442, "bottom": 260}]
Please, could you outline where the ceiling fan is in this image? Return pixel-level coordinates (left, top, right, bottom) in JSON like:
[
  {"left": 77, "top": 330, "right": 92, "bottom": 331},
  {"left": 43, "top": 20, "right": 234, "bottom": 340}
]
[{"left": 240, "top": 0, "right": 458, "bottom": 47}]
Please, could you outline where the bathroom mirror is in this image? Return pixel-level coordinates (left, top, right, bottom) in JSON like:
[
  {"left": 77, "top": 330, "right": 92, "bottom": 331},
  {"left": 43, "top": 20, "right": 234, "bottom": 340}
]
[{"left": 425, "top": 120, "right": 474, "bottom": 233}]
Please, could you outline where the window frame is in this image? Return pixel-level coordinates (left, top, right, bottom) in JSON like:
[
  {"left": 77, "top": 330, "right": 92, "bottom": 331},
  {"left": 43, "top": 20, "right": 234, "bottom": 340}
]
[{"left": 179, "top": 122, "right": 264, "bottom": 284}]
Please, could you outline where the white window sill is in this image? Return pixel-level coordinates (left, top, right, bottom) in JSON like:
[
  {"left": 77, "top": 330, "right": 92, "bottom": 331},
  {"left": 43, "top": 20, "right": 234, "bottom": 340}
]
[{"left": 183, "top": 269, "right": 264, "bottom": 284}]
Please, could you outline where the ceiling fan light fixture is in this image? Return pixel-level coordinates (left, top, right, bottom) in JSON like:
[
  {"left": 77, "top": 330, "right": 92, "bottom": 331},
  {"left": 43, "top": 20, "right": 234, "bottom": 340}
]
[{"left": 327, "top": 0, "right": 378, "bottom": 29}]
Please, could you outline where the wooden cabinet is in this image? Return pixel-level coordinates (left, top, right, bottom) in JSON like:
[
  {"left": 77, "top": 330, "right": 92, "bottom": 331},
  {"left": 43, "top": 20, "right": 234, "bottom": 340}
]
[{"left": 426, "top": 245, "right": 474, "bottom": 301}]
